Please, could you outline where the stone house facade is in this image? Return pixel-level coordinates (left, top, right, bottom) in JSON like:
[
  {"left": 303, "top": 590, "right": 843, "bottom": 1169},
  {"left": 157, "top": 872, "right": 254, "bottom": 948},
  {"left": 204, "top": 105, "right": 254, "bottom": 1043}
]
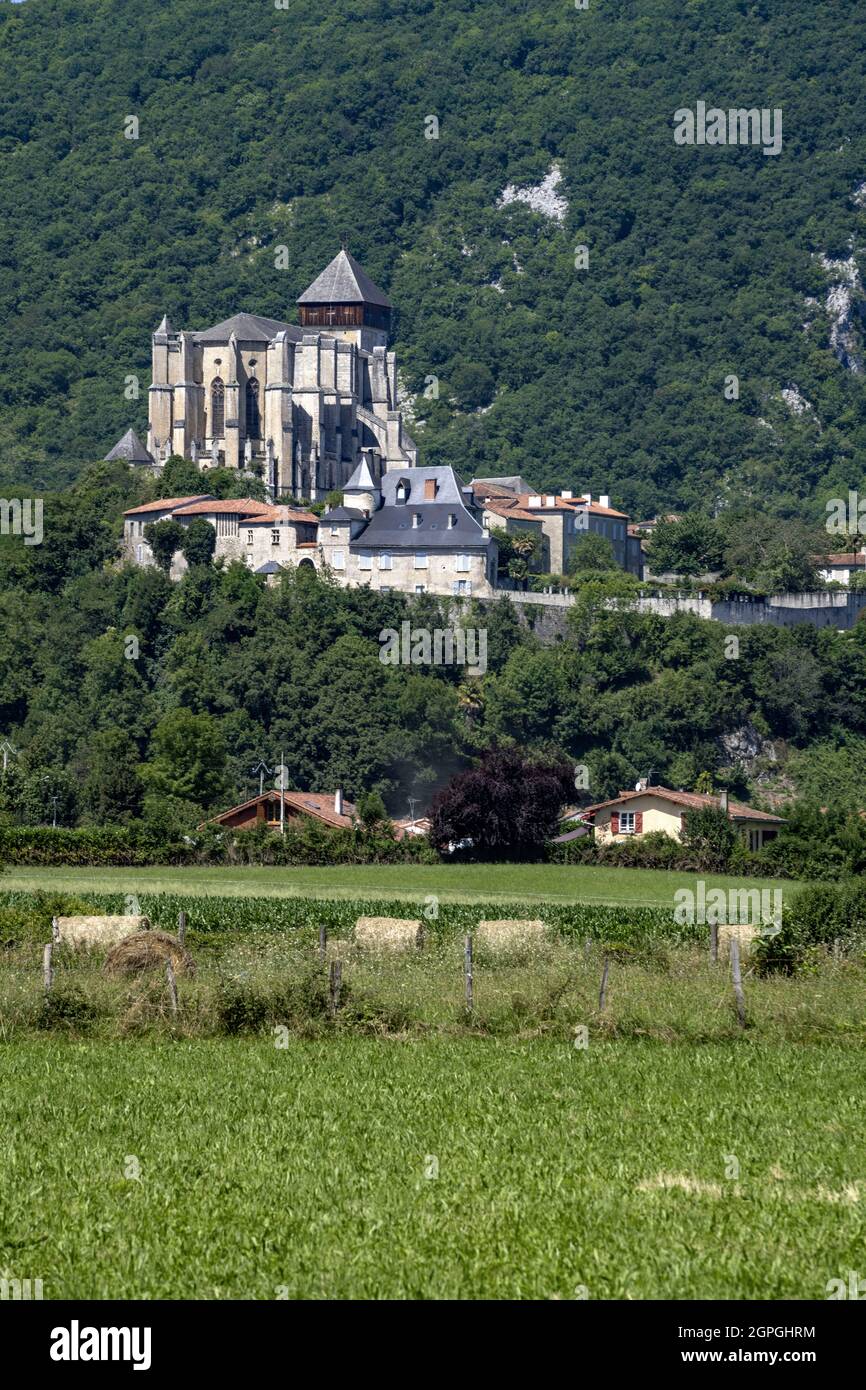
[{"left": 122, "top": 463, "right": 498, "bottom": 597}]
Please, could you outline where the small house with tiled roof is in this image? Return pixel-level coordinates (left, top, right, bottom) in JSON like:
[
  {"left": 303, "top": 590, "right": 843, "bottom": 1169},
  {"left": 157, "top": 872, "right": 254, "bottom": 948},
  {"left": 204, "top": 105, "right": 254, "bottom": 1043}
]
[{"left": 583, "top": 785, "right": 784, "bottom": 853}]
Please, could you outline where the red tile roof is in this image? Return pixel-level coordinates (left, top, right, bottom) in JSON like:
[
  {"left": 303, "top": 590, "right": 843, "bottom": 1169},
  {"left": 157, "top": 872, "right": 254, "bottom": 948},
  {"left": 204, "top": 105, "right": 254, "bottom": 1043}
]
[
  {"left": 173, "top": 498, "right": 273, "bottom": 516},
  {"left": 124, "top": 495, "right": 211, "bottom": 516},
  {"left": 245, "top": 507, "right": 320, "bottom": 525},
  {"left": 483, "top": 500, "right": 541, "bottom": 523},
  {"left": 517, "top": 494, "right": 630, "bottom": 519},
  {"left": 819, "top": 553, "right": 866, "bottom": 567},
  {"left": 583, "top": 786, "right": 784, "bottom": 823},
  {"left": 205, "top": 789, "right": 358, "bottom": 831}
]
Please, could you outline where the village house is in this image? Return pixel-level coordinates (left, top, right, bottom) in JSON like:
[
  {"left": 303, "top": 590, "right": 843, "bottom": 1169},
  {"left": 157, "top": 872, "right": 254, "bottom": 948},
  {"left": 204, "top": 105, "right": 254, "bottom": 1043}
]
[
  {"left": 122, "top": 461, "right": 498, "bottom": 597},
  {"left": 203, "top": 788, "right": 425, "bottom": 840},
  {"left": 815, "top": 550, "right": 866, "bottom": 587},
  {"left": 583, "top": 785, "right": 784, "bottom": 852},
  {"left": 114, "top": 250, "right": 644, "bottom": 596},
  {"left": 471, "top": 481, "right": 643, "bottom": 578},
  {"left": 121, "top": 495, "right": 320, "bottom": 580}
]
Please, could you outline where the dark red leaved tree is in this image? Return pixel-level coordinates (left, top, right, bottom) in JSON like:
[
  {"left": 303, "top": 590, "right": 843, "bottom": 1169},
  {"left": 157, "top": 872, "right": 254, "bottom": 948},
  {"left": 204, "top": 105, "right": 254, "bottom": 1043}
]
[{"left": 429, "top": 746, "right": 574, "bottom": 859}]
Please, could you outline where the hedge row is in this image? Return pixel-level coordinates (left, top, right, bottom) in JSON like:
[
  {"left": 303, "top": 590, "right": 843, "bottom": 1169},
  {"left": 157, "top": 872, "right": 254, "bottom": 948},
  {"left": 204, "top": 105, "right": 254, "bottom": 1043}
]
[{"left": 0, "top": 823, "right": 438, "bottom": 867}]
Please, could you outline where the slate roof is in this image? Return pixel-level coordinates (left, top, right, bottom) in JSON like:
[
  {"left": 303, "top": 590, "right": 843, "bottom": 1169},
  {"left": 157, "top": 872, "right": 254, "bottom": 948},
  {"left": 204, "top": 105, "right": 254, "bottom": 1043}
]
[
  {"left": 351, "top": 502, "right": 491, "bottom": 551},
  {"left": 254, "top": 561, "right": 283, "bottom": 575},
  {"left": 323, "top": 507, "right": 367, "bottom": 521},
  {"left": 297, "top": 250, "right": 392, "bottom": 308},
  {"left": 344, "top": 456, "right": 380, "bottom": 492},
  {"left": 105, "top": 429, "right": 154, "bottom": 464},
  {"left": 583, "top": 787, "right": 784, "bottom": 824},
  {"left": 380, "top": 466, "right": 467, "bottom": 507},
  {"left": 193, "top": 313, "right": 303, "bottom": 344},
  {"left": 348, "top": 466, "right": 491, "bottom": 551}
]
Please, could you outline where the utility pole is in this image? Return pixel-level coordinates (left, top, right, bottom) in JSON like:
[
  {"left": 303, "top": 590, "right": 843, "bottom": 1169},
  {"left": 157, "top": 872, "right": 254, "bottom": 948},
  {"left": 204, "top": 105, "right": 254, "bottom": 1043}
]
[{"left": 278, "top": 752, "right": 286, "bottom": 835}]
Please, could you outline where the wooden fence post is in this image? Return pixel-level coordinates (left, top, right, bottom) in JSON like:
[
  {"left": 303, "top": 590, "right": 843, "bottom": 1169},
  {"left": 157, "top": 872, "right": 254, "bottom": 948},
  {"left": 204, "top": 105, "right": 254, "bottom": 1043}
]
[
  {"left": 329, "top": 959, "right": 342, "bottom": 1017},
  {"left": 165, "top": 960, "right": 178, "bottom": 1017},
  {"left": 730, "top": 936, "right": 746, "bottom": 1029},
  {"left": 43, "top": 942, "right": 54, "bottom": 993},
  {"left": 177, "top": 911, "right": 187, "bottom": 947},
  {"left": 598, "top": 954, "right": 610, "bottom": 1012},
  {"left": 319, "top": 923, "right": 327, "bottom": 967},
  {"left": 710, "top": 923, "right": 719, "bottom": 964},
  {"left": 464, "top": 933, "right": 473, "bottom": 1013}
]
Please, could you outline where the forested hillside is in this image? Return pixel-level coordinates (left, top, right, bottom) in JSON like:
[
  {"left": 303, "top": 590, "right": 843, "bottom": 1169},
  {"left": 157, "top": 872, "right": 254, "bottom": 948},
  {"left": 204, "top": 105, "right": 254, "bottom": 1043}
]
[
  {"left": 2, "top": 462, "right": 866, "bottom": 831},
  {"left": 1, "top": 0, "right": 865, "bottom": 520}
]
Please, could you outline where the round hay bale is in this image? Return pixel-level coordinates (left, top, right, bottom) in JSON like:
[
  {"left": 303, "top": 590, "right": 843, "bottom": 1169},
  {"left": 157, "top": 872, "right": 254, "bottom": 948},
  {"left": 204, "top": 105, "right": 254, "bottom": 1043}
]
[
  {"left": 103, "top": 931, "right": 196, "bottom": 978},
  {"left": 717, "top": 924, "right": 761, "bottom": 957},
  {"left": 354, "top": 916, "right": 423, "bottom": 952},
  {"left": 475, "top": 920, "right": 547, "bottom": 955},
  {"left": 54, "top": 915, "right": 150, "bottom": 950}
]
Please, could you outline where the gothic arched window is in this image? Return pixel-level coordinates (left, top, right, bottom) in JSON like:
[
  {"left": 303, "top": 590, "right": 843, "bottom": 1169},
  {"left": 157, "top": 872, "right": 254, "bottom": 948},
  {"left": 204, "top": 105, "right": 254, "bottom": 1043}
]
[
  {"left": 245, "top": 378, "right": 261, "bottom": 438},
  {"left": 211, "top": 377, "right": 225, "bottom": 437}
]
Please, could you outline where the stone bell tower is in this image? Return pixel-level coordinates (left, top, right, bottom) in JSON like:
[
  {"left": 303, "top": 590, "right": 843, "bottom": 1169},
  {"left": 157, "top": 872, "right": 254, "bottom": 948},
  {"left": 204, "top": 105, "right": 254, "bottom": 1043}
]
[{"left": 296, "top": 247, "right": 391, "bottom": 353}]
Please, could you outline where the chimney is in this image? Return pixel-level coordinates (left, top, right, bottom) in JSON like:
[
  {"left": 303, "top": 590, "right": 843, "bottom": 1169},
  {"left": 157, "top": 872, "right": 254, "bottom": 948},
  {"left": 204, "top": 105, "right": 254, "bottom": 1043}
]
[
  {"left": 334, "top": 788, "right": 343, "bottom": 816},
  {"left": 600, "top": 493, "right": 611, "bottom": 509},
  {"left": 528, "top": 494, "right": 542, "bottom": 508},
  {"left": 544, "top": 495, "right": 556, "bottom": 508},
  {"left": 561, "top": 489, "right": 573, "bottom": 500},
  {"left": 580, "top": 492, "right": 591, "bottom": 504},
  {"left": 719, "top": 788, "right": 729, "bottom": 815},
  {"left": 424, "top": 478, "right": 438, "bottom": 500}
]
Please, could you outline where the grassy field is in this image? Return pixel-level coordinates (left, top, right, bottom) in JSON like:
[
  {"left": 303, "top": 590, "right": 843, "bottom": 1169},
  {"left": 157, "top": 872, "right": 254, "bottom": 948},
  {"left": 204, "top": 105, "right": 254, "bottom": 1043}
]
[
  {"left": 0, "top": 862, "right": 795, "bottom": 907},
  {"left": 2, "top": 1038, "right": 863, "bottom": 1299}
]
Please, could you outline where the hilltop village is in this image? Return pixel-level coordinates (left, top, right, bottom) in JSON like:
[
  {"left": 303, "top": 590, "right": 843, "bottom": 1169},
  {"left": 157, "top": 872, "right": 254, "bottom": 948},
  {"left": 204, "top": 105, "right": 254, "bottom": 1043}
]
[{"left": 109, "top": 248, "right": 643, "bottom": 597}]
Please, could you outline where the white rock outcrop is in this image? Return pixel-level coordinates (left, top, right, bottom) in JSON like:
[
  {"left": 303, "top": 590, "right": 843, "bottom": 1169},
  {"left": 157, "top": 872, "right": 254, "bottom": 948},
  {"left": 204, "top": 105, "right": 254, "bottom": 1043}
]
[{"left": 498, "top": 165, "right": 568, "bottom": 223}]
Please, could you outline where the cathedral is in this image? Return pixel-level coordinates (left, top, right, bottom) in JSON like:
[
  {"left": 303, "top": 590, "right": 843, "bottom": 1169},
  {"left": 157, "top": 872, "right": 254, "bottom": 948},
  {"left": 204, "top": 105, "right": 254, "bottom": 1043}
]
[{"left": 107, "top": 249, "right": 417, "bottom": 499}]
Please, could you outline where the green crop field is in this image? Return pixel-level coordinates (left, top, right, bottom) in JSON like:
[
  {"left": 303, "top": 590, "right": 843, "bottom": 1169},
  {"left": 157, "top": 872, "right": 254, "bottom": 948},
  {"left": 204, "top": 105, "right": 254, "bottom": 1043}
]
[
  {"left": 0, "top": 862, "right": 795, "bottom": 908},
  {"left": 1, "top": 875, "right": 856, "bottom": 1301},
  {"left": 2, "top": 1039, "right": 863, "bottom": 1300}
]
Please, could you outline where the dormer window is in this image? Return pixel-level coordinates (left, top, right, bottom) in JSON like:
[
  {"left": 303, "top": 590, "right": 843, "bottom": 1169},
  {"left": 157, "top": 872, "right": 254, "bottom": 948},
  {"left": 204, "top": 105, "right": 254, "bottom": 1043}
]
[
  {"left": 412, "top": 512, "right": 421, "bottom": 529},
  {"left": 395, "top": 479, "right": 410, "bottom": 504},
  {"left": 447, "top": 514, "right": 457, "bottom": 529}
]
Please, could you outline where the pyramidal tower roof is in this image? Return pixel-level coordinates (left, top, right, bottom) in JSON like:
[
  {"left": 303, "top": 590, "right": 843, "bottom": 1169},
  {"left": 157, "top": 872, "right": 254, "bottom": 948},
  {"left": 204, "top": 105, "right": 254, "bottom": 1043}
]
[
  {"left": 104, "top": 428, "right": 154, "bottom": 464},
  {"left": 344, "top": 455, "right": 380, "bottom": 492},
  {"left": 297, "top": 249, "right": 391, "bottom": 309}
]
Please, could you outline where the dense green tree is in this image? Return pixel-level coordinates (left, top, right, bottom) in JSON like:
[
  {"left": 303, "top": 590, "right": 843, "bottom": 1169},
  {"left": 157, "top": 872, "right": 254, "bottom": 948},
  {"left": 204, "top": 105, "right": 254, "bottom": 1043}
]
[
  {"left": 144, "top": 519, "right": 185, "bottom": 574},
  {"left": 81, "top": 729, "right": 143, "bottom": 824},
  {"left": 568, "top": 533, "right": 618, "bottom": 574},
  {"left": 647, "top": 516, "right": 724, "bottom": 577},
  {"left": 181, "top": 518, "right": 217, "bottom": 569},
  {"left": 140, "top": 708, "right": 232, "bottom": 810}
]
